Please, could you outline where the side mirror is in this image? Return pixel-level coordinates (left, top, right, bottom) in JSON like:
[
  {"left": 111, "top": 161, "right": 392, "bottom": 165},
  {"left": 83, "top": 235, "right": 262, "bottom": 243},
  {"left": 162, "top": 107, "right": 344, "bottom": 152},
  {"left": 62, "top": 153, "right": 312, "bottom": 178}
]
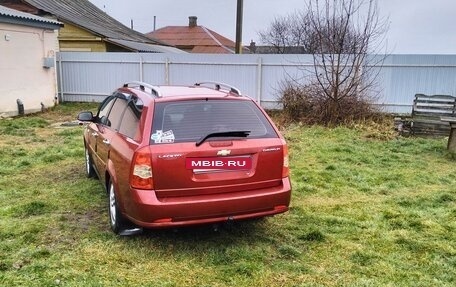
[{"left": 77, "top": 111, "right": 94, "bottom": 122}]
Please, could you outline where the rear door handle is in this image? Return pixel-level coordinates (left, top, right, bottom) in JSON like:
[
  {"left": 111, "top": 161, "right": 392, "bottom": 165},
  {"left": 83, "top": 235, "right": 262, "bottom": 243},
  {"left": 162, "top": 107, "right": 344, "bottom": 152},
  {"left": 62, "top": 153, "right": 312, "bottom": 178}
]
[{"left": 103, "top": 139, "right": 110, "bottom": 145}]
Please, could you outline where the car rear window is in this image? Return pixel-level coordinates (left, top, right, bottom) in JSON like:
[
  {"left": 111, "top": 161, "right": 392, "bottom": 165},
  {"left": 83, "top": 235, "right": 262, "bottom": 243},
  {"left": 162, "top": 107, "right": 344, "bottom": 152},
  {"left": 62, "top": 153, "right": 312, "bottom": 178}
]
[{"left": 150, "top": 100, "right": 278, "bottom": 144}]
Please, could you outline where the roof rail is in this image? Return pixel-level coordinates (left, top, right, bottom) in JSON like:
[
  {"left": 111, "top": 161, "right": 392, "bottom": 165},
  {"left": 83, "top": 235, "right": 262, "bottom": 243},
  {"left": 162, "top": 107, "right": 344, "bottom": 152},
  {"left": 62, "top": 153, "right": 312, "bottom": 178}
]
[
  {"left": 123, "top": 81, "right": 162, "bottom": 97},
  {"left": 194, "top": 81, "right": 242, "bottom": 96}
]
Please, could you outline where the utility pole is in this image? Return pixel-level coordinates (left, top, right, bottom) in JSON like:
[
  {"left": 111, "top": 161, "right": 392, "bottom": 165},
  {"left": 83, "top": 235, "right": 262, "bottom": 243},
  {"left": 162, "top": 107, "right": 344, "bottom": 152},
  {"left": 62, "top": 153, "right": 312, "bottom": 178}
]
[{"left": 235, "top": 0, "right": 243, "bottom": 54}]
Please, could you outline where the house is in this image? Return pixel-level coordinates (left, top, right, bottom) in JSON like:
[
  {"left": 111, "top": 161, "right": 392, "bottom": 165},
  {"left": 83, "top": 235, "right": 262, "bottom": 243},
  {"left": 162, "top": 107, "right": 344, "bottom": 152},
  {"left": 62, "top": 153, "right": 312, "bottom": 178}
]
[
  {"left": 248, "top": 41, "right": 308, "bottom": 54},
  {"left": 0, "top": 4, "right": 62, "bottom": 116},
  {"left": 0, "top": 0, "right": 184, "bottom": 53},
  {"left": 146, "top": 16, "right": 248, "bottom": 54}
]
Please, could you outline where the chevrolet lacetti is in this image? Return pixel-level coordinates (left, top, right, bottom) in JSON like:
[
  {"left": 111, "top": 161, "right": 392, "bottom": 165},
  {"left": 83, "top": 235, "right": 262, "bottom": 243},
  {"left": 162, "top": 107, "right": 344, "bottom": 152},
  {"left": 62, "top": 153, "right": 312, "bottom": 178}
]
[{"left": 77, "top": 81, "right": 291, "bottom": 235}]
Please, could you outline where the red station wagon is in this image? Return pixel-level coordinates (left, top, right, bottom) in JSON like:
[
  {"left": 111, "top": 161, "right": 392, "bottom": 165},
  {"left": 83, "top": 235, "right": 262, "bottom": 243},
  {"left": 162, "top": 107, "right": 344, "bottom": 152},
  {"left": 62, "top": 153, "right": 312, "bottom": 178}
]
[{"left": 78, "top": 81, "right": 291, "bottom": 235}]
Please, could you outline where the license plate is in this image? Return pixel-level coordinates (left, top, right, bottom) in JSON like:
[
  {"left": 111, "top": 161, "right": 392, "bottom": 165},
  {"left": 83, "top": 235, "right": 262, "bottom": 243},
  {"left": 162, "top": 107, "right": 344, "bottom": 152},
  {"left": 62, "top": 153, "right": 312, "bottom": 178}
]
[{"left": 186, "top": 157, "right": 252, "bottom": 170}]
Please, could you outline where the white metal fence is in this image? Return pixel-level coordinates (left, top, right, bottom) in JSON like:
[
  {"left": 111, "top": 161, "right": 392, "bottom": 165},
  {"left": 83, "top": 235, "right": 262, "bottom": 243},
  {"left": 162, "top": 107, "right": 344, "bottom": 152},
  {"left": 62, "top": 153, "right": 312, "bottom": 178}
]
[{"left": 57, "top": 52, "right": 456, "bottom": 113}]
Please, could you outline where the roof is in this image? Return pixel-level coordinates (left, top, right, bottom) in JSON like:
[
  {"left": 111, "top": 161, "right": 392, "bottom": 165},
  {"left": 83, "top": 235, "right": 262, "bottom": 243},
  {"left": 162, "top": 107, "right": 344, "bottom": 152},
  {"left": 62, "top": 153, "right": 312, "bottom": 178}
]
[
  {"left": 106, "top": 38, "right": 186, "bottom": 54},
  {"left": 2, "top": 0, "right": 185, "bottom": 53},
  {"left": 155, "top": 86, "right": 230, "bottom": 98},
  {"left": 122, "top": 82, "right": 244, "bottom": 100},
  {"left": 147, "top": 25, "right": 238, "bottom": 54},
  {"left": 0, "top": 4, "right": 62, "bottom": 29}
]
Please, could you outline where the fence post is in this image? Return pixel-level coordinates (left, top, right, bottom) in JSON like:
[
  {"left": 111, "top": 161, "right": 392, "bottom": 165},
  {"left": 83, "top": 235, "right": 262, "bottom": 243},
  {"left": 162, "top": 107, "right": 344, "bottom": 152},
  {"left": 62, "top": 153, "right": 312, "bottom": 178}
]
[
  {"left": 57, "top": 53, "right": 64, "bottom": 103},
  {"left": 139, "top": 56, "right": 143, "bottom": 82},
  {"left": 165, "top": 58, "right": 170, "bottom": 85},
  {"left": 256, "top": 57, "right": 263, "bottom": 104}
]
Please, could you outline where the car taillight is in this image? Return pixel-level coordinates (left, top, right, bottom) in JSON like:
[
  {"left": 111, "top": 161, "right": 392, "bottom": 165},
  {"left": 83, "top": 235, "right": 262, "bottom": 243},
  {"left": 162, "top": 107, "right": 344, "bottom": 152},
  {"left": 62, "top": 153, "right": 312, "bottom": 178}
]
[
  {"left": 282, "top": 140, "right": 289, "bottom": 178},
  {"left": 130, "top": 146, "right": 154, "bottom": 190}
]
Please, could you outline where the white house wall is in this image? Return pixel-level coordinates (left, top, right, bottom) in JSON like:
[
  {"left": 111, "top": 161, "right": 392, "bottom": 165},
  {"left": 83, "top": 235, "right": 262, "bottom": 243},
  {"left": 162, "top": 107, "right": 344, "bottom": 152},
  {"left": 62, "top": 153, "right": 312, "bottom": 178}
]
[{"left": 0, "top": 22, "right": 59, "bottom": 116}]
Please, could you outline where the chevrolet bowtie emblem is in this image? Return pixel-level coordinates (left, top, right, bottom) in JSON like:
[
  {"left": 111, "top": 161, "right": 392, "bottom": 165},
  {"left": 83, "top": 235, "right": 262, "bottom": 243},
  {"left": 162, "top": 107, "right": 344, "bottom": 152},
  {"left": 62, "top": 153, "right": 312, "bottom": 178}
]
[{"left": 217, "top": 149, "right": 231, "bottom": 156}]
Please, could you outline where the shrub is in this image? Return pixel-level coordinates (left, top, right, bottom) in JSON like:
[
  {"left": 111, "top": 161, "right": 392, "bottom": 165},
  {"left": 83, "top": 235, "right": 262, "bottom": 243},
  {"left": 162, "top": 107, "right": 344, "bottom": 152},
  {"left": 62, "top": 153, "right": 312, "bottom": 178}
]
[{"left": 280, "top": 83, "right": 379, "bottom": 126}]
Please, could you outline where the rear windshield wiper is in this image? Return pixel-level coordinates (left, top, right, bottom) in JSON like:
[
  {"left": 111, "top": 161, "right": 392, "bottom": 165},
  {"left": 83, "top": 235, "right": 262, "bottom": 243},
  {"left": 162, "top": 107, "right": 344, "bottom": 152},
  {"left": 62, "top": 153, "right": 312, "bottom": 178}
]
[{"left": 196, "top": 131, "right": 250, "bottom": 147}]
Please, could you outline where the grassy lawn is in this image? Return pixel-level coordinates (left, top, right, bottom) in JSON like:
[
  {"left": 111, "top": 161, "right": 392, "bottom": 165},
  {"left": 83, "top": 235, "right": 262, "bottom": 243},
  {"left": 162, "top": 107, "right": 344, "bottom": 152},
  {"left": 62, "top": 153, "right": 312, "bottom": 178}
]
[{"left": 0, "top": 103, "right": 455, "bottom": 286}]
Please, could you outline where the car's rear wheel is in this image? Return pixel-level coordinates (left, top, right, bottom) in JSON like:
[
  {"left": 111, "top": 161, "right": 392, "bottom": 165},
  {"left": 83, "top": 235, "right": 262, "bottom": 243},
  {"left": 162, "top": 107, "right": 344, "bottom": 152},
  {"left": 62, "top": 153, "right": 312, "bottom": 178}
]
[
  {"left": 108, "top": 181, "right": 127, "bottom": 234},
  {"left": 84, "top": 145, "right": 97, "bottom": 178}
]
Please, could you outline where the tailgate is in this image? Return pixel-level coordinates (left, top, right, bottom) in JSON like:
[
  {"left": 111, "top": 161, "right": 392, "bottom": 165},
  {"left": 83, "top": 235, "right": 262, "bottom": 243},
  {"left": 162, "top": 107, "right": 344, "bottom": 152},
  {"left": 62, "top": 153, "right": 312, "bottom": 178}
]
[{"left": 151, "top": 138, "right": 284, "bottom": 198}]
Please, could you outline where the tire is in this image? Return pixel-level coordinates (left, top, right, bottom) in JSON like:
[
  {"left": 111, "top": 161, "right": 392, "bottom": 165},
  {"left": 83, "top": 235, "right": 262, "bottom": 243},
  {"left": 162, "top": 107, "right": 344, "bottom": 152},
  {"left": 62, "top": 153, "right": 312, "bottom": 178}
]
[
  {"left": 108, "top": 181, "right": 127, "bottom": 234},
  {"left": 84, "top": 145, "right": 97, "bottom": 178}
]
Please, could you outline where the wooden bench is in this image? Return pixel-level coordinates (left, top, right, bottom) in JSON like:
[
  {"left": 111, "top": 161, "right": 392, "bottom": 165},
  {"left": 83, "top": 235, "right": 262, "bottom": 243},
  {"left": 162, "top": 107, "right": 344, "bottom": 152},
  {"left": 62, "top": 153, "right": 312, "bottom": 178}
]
[{"left": 404, "top": 94, "right": 456, "bottom": 136}]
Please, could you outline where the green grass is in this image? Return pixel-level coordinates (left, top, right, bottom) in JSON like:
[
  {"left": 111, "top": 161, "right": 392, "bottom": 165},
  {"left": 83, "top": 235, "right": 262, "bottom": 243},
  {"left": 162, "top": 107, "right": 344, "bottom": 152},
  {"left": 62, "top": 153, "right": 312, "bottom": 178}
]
[{"left": 0, "top": 104, "right": 455, "bottom": 286}]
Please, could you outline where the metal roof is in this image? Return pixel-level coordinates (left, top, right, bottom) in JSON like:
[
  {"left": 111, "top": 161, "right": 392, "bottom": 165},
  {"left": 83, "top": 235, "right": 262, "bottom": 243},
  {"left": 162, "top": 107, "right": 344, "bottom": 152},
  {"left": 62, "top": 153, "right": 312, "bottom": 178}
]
[
  {"left": 106, "top": 38, "right": 187, "bottom": 54},
  {"left": 0, "top": 4, "right": 62, "bottom": 28},
  {"left": 11, "top": 0, "right": 184, "bottom": 52},
  {"left": 147, "top": 25, "right": 238, "bottom": 54}
]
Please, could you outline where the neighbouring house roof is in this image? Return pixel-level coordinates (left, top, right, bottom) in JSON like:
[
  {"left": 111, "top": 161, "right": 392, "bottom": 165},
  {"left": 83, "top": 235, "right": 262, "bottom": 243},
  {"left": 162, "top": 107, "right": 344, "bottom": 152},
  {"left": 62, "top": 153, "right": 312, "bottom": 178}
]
[
  {"left": 146, "top": 16, "right": 248, "bottom": 54},
  {"left": 106, "top": 38, "right": 186, "bottom": 53},
  {"left": 0, "top": 0, "right": 185, "bottom": 53},
  {"left": 0, "top": 4, "right": 62, "bottom": 29}
]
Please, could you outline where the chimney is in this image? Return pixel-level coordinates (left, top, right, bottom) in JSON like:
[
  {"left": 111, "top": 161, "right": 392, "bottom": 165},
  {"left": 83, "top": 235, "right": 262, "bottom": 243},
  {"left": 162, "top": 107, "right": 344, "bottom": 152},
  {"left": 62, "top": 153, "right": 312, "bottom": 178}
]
[
  {"left": 189, "top": 16, "right": 197, "bottom": 27},
  {"left": 249, "top": 40, "right": 256, "bottom": 54}
]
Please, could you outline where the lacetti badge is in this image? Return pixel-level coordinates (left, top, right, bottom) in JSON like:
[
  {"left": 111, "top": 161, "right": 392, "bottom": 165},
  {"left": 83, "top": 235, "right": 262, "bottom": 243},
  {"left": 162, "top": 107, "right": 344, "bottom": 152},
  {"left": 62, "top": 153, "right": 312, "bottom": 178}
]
[{"left": 217, "top": 149, "right": 231, "bottom": 156}]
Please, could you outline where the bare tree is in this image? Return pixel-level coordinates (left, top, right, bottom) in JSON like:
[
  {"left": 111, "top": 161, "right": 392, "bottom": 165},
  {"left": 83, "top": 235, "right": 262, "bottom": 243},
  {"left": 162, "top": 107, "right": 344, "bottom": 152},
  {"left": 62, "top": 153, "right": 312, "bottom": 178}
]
[
  {"left": 265, "top": 0, "right": 389, "bottom": 124},
  {"left": 259, "top": 8, "right": 363, "bottom": 55},
  {"left": 258, "top": 16, "right": 290, "bottom": 53},
  {"left": 305, "top": 0, "right": 388, "bottom": 124},
  {"left": 258, "top": 11, "right": 314, "bottom": 54}
]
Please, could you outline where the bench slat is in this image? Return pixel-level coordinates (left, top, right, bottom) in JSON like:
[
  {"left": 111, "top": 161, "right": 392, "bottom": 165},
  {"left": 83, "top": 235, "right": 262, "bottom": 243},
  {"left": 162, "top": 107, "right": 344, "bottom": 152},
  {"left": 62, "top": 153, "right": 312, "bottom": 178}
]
[
  {"left": 414, "top": 107, "right": 455, "bottom": 112},
  {"left": 413, "top": 112, "right": 455, "bottom": 118},
  {"left": 412, "top": 118, "right": 451, "bottom": 125},
  {"left": 414, "top": 103, "right": 455, "bottom": 108},
  {"left": 415, "top": 94, "right": 456, "bottom": 100}
]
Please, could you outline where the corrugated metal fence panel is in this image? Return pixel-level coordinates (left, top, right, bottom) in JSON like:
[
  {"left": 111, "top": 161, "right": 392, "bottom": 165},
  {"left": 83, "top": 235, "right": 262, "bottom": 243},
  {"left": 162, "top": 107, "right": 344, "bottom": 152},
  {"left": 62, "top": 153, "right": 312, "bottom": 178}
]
[
  {"left": 166, "top": 54, "right": 259, "bottom": 101},
  {"left": 57, "top": 52, "right": 456, "bottom": 113},
  {"left": 261, "top": 54, "right": 315, "bottom": 108},
  {"left": 57, "top": 52, "right": 144, "bottom": 102},
  {"left": 376, "top": 55, "right": 456, "bottom": 113}
]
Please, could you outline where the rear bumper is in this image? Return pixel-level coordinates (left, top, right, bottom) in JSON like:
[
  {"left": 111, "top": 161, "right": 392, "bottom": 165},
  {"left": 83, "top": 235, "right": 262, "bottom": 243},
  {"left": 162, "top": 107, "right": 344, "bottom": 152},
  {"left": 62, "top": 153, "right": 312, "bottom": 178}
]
[{"left": 125, "top": 178, "right": 291, "bottom": 228}]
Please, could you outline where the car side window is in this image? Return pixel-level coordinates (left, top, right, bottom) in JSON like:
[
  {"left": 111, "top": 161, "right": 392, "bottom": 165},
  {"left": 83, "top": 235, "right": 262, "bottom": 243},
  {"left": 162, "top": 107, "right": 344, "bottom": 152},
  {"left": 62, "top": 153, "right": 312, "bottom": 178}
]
[
  {"left": 107, "top": 97, "right": 128, "bottom": 131},
  {"left": 119, "top": 98, "right": 143, "bottom": 139},
  {"left": 97, "top": 96, "right": 116, "bottom": 126}
]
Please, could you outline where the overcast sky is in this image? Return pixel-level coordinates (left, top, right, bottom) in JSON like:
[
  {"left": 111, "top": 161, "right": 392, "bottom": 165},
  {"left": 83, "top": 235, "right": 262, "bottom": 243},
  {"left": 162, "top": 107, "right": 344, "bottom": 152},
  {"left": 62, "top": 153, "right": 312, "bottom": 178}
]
[{"left": 89, "top": 0, "right": 456, "bottom": 54}]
